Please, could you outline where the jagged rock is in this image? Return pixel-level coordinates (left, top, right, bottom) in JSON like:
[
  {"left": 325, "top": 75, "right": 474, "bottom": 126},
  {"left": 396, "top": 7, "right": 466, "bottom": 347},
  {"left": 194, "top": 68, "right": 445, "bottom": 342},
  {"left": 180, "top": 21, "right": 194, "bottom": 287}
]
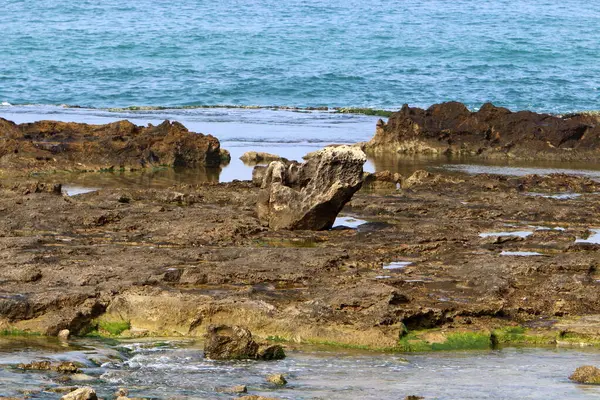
[
  {"left": 60, "top": 387, "right": 97, "bottom": 400},
  {"left": 0, "top": 118, "right": 229, "bottom": 170},
  {"left": 364, "top": 102, "right": 600, "bottom": 160},
  {"left": 569, "top": 365, "right": 600, "bottom": 384},
  {"left": 203, "top": 325, "right": 286, "bottom": 360},
  {"left": 240, "top": 151, "right": 288, "bottom": 164},
  {"left": 257, "top": 146, "right": 366, "bottom": 230},
  {"left": 239, "top": 396, "right": 281, "bottom": 400},
  {"left": 266, "top": 373, "right": 287, "bottom": 385}
]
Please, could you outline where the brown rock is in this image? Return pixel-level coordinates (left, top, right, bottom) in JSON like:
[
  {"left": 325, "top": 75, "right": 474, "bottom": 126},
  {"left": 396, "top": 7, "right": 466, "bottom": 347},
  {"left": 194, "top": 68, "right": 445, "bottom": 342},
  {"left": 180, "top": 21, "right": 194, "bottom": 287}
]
[
  {"left": 240, "top": 151, "right": 288, "bottom": 164},
  {"left": 365, "top": 102, "right": 600, "bottom": 160},
  {"left": 18, "top": 361, "right": 81, "bottom": 373},
  {"left": 257, "top": 146, "right": 366, "bottom": 230},
  {"left": 60, "top": 387, "right": 97, "bottom": 400},
  {"left": 204, "top": 325, "right": 259, "bottom": 360},
  {"left": 216, "top": 385, "right": 248, "bottom": 394},
  {"left": 0, "top": 118, "right": 229, "bottom": 171},
  {"left": 266, "top": 373, "right": 287, "bottom": 385},
  {"left": 569, "top": 365, "right": 600, "bottom": 384},
  {"left": 256, "top": 344, "right": 286, "bottom": 360}
]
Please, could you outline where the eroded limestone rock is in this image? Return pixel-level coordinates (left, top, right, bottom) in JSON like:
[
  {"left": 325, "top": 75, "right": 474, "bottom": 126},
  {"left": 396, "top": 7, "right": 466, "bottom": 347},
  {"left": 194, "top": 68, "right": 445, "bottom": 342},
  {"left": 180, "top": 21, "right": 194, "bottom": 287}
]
[{"left": 257, "top": 146, "right": 366, "bottom": 230}]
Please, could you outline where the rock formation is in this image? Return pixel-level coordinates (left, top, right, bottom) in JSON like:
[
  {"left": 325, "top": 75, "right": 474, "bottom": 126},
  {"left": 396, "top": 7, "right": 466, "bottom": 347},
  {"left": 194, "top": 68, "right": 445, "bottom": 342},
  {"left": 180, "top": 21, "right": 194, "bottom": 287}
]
[
  {"left": 204, "top": 325, "right": 285, "bottom": 361},
  {"left": 0, "top": 118, "right": 230, "bottom": 171},
  {"left": 257, "top": 145, "right": 366, "bottom": 230},
  {"left": 364, "top": 102, "right": 600, "bottom": 160}
]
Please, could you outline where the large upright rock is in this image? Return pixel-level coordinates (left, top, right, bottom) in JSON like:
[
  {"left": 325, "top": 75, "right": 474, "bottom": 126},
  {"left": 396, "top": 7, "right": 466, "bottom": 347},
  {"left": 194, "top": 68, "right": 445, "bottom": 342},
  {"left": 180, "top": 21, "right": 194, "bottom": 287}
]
[
  {"left": 257, "top": 145, "right": 366, "bottom": 230},
  {"left": 364, "top": 102, "right": 600, "bottom": 160}
]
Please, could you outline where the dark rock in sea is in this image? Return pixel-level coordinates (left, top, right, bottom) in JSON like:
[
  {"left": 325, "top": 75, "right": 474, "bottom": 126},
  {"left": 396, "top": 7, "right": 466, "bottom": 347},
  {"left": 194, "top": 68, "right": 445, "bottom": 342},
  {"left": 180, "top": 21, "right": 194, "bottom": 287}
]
[
  {"left": 364, "top": 102, "right": 600, "bottom": 160},
  {"left": 204, "top": 325, "right": 286, "bottom": 361},
  {"left": 0, "top": 118, "right": 229, "bottom": 171},
  {"left": 569, "top": 365, "right": 600, "bottom": 384},
  {"left": 257, "top": 145, "right": 366, "bottom": 230}
]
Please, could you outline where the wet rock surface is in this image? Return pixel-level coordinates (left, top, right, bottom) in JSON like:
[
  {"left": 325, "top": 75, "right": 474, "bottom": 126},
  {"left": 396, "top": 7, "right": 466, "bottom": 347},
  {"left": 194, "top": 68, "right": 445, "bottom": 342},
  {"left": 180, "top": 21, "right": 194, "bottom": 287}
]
[
  {"left": 204, "top": 325, "right": 285, "bottom": 360},
  {"left": 364, "top": 102, "right": 600, "bottom": 160},
  {"left": 0, "top": 118, "right": 229, "bottom": 171},
  {"left": 0, "top": 165, "right": 600, "bottom": 347},
  {"left": 257, "top": 146, "right": 366, "bottom": 230},
  {"left": 569, "top": 366, "right": 600, "bottom": 384}
]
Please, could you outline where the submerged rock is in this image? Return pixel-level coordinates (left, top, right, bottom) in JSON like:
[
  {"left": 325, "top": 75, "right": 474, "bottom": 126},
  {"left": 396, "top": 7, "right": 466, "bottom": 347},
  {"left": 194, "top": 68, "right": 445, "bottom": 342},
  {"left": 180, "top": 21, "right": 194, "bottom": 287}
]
[
  {"left": 266, "top": 373, "right": 288, "bottom": 385},
  {"left": 0, "top": 118, "right": 229, "bottom": 171},
  {"left": 204, "top": 325, "right": 286, "bottom": 361},
  {"left": 216, "top": 385, "right": 248, "bottom": 394},
  {"left": 257, "top": 145, "right": 366, "bottom": 230},
  {"left": 18, "top": 361, "right": 81, "bottom": 374},
  {"left": 569, "top": 365, "right": 600, "bottom": 384},
  {"left": 364, "top": 102, "right": 600, "bottom": 160},
  {"left": 60, "top": 387, "right": 97, "bottom": 400}
]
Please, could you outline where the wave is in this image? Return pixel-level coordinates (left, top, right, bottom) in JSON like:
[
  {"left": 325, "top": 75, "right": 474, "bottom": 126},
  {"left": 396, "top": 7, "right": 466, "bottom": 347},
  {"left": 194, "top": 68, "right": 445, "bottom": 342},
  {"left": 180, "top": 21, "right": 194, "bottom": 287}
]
[{"left": 2, "top": 102, "right": 599, "bottom": 118}]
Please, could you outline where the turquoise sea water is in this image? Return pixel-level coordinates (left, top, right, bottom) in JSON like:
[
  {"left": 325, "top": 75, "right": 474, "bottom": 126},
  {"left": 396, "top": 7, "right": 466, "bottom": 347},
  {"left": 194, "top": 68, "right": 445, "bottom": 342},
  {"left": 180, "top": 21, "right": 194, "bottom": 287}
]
[{"left": 1, "top": 0, "right": 599, "bottom": 112}]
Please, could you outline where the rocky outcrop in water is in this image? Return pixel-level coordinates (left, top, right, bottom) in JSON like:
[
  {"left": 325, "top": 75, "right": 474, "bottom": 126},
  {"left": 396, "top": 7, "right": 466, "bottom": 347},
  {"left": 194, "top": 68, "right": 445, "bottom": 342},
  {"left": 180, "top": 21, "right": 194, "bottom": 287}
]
[
  {"left": 257, "top": 145, "right": 366, "bottom": 230},
  {"left": 0, "top": 118, "right": 230, "bottom": 171},
  {"left": 569, "top": 366, "right": 600, "bottom": 384},
  {"left": 204, "top": 325, "right": 286, "bottom": 360},
  {"left": 364, "top": 102, "right": 600, "bottom": 160}
]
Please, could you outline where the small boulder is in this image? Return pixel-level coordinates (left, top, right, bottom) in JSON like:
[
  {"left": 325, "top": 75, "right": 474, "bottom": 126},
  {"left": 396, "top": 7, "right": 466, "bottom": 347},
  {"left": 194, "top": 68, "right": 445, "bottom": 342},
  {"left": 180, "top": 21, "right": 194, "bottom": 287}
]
[
  {"left": 203, "top": 325, "right": 286, "bottom": 361},
  {"left": 257, "top": 146, "right": 366, "bottom": 230},
  {"left": 257, "top": 344, "right": 286, "bottom": 361},
  {"left": 266, "top": 373, "right": 287, "bottom": 385},
  {"left": 569, "top": 365, "right": 600, "bottom": 384},
  {"left": 204, "top": 325, "right": 259, "bottom": 360},
  {"left": 58, "top": 329, "right": 70, "bottom": 341},
  {"left": 60, "top": 387, "right": 98, "bottom": 400}
]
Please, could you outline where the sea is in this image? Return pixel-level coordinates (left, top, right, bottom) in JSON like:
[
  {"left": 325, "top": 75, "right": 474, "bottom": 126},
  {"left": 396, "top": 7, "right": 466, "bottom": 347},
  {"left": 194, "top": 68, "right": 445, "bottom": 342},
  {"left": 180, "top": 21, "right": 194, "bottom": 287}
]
[{"left": 1, "top": 0, "right": 599, "bottom": 112}]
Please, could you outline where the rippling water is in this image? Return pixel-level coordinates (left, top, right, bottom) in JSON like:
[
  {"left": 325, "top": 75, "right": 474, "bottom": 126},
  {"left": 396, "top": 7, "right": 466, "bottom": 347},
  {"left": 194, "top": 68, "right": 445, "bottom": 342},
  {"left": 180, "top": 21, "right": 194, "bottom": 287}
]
[
  {"left": 2, "top": 338, "right": 600, "bottom": 399},
  {"left": 1, "top": 0, "right": 599, "bottom": 112}
]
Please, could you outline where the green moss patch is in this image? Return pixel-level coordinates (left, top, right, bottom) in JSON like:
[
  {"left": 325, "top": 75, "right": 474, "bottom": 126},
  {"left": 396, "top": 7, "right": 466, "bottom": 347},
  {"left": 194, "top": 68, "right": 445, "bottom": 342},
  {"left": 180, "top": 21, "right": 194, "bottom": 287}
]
[{"left": 0, "top": 328, "right": 41, "bottom": 337}]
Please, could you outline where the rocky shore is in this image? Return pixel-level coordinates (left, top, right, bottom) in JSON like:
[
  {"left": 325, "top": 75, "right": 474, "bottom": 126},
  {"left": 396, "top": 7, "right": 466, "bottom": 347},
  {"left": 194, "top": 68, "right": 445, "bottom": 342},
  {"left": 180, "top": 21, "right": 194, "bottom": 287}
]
[{"left": 1, "top": 112, "right": 600, "bottom": 352}]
